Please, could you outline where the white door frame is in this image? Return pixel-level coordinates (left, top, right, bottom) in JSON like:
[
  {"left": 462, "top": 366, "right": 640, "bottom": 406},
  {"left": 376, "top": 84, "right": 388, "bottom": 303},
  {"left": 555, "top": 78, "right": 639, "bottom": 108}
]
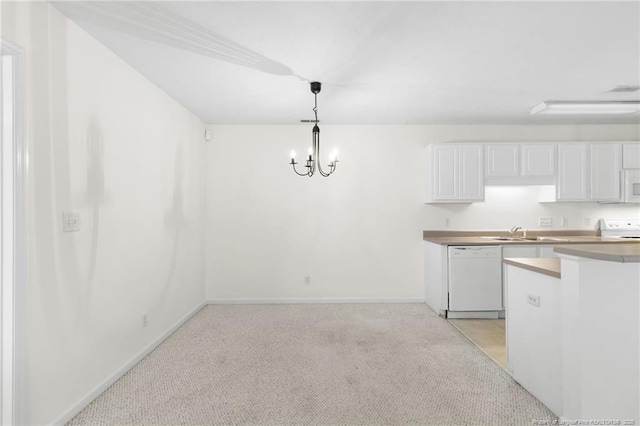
[{"left": 1, "top": 39, "right": 27, "bottom": 426}]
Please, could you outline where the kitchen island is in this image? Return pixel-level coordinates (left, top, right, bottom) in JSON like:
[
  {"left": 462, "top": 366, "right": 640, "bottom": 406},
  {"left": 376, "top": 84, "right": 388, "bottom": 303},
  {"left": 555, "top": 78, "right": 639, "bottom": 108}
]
[
  {"left": 554, "top": 243, "right": 640, "bottom": 422},
  {"left": 503, "top": 243, "right": 640, "bottom": 421}
]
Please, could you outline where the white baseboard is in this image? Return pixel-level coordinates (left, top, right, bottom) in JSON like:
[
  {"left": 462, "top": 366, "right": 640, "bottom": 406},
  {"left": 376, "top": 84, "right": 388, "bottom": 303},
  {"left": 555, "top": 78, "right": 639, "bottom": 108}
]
[
  {"left": 52, "top": 302, "right": 206, "bottom": 425},
  {"left": 446, "top": 310, "right": 500, "bottom": 319},
  {"left": 207, "top": 297, "right": 426, "bottom": 304}
]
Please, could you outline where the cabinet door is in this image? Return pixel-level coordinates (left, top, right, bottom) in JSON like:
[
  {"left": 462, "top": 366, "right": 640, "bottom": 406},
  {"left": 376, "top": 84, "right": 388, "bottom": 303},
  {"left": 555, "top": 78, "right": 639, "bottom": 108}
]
[
  {"left": 502, "top": 245, "right": 538, "bottom": 258},
  {"left": 521, "top": 144, "right": 555, "bottom": 177},
  {"left": 459, "top": 145, "right": 484, "bottom": 201},
  {"left": 623, "top": 143, "right": 640, "bottom": 169},
  {"left": 432, "top": 145, "right": 459, "bottom": 200},
  {"left": 486, "top": 144, "right": 520, "bottom": 177},
  {"left": 590, "top": 143, "right": 621, "bottom": 201},
  {"left": 557, "top": 144, "right": 589, "bottom": 201},
  {"left": 537, "top": 246, "right": 558, "bottom": 258}
]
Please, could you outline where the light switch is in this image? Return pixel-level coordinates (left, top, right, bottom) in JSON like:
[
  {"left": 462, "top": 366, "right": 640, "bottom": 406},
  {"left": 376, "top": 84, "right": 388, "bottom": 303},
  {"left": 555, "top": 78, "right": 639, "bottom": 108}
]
[{"left": 63, "top": 212, "right": 81, "bottom": 232}]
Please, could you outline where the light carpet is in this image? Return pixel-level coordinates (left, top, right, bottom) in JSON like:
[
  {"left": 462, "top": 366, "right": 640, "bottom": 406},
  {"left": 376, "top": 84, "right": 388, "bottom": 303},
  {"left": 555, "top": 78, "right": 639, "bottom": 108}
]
[{"left": 68, "top": 304, "right": 556, "bottom": 425}]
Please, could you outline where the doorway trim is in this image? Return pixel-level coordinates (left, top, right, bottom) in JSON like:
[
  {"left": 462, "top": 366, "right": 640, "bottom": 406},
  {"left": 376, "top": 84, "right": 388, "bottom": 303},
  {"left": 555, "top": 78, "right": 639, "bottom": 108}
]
[{"left": 1, "top": 39, "right": 27, "bottom": 426}]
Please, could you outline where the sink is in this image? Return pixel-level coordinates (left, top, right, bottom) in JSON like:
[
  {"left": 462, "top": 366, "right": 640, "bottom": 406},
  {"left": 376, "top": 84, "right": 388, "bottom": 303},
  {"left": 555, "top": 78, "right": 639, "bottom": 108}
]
[
  {"left": 485, "top": 237, "right": 524, "bottom": 241},
  {"left": 480, "top": 236, "right": 570, "bottom": 242},
  {"left": 535, "top": 237, "right": 569, "bottom": 242},
  {"left": 521, "top": 237, "right": 569, "bottom": 242}
]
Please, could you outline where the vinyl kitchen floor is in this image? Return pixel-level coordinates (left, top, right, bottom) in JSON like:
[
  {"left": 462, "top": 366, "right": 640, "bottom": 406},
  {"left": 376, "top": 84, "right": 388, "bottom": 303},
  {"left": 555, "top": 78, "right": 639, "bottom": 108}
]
[{"left": 448, "top": 318, "right": 507, "bottom": 367}]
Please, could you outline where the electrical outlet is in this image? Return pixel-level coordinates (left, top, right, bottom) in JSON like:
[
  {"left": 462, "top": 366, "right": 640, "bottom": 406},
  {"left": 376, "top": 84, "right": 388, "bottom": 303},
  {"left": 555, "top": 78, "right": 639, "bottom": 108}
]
[
  {"left": 142, "top": 313, "right": 148, "bottom": 328},
  {"left": 560, "top": 217, "right": 567, "bottom": 227},
  {"left": 445, "top": 218, "right": 450, "bottom": 227},
  {"left": 63, "top": 212, "right": 81, "bottom": 232},
  {"left": 583, "top": 216, "right": 591, "bottom": 227},
  {"left": 526, "top": 293, "right": 540, "bottom": 307},
  {"left": 538, "top": 217, "right": 553, "bottom": 227},
  {"left": 304, "top": 276, "right": 311, "bottom": 285}
]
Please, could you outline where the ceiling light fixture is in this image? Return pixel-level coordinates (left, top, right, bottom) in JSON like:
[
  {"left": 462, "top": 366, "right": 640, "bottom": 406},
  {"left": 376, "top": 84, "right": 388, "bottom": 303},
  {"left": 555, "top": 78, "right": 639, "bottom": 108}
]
[
  {"left": 531, "top": 100, "right": 640, "bottom": 115},
  {"left": 290, "top": 82, "right": 338, "bottom": 177}
]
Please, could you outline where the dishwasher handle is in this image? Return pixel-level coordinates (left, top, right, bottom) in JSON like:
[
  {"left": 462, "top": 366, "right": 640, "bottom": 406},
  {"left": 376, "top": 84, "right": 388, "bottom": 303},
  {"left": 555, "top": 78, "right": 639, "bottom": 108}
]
[{"left": 449, "top": 246, "right": 501, "bottom": 258}]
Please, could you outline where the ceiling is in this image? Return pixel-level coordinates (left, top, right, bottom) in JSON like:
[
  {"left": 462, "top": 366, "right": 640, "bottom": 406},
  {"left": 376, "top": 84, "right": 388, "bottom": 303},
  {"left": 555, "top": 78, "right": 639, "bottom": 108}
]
[{"left": 52, "top": 1, "right": 640, "bottom": 125}]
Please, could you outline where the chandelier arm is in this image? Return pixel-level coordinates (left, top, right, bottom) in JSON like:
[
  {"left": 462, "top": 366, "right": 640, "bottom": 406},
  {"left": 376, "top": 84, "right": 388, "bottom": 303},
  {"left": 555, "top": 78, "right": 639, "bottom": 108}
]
[
  {"left": 291, "top": 162, "right": 311, "bottom": 177},
  {"left": 316, "top": 156, "right": 333, "bottom": 177}
]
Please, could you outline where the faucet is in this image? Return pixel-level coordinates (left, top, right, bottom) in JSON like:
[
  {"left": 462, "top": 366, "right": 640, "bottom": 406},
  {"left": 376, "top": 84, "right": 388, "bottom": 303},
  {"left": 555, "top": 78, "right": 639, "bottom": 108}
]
[{"left": 508, "top": 226, "right": 522, "bottom": 238}]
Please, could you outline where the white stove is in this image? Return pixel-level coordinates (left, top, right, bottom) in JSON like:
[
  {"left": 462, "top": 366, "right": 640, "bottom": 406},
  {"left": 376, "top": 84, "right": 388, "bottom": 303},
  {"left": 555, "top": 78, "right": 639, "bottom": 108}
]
[{"left": 599, "top": 218, "right": 640, "bottom": 238}]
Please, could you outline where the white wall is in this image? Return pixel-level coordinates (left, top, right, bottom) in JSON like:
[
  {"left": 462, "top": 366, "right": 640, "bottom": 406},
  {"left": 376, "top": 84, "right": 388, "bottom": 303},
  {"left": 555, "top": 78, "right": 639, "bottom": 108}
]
[
  {"left": 205, "top": 124, "right": 639, "bottom": 302},
  {"left": 2, "top": 3, "right": 206, "bottom": 424}
]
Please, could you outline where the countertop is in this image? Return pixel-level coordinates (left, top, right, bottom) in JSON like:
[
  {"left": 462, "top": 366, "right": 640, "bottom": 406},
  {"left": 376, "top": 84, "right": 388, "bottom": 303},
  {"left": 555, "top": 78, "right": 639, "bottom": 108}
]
[
  {"left": 503, "top": 257, "right": 562, "bottom": 279},
  {"left": 554, "top": 243, "right": 640, "bottom": 263},
  {"left": 423, "top": 230, "right": 635, "bottom": 246}
]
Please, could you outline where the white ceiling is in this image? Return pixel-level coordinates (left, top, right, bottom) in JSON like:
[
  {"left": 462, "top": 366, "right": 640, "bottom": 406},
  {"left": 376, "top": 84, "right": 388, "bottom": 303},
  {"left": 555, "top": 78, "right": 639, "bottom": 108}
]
[{"left": 53, "top": 1, "right": 640, "bottom": 125}]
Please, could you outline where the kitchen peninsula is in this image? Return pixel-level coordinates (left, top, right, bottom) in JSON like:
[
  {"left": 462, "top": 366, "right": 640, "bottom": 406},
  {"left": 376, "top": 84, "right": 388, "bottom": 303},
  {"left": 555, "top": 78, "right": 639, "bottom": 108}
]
[{"left": 554, "top": 243, "right": 640, "bottom": 421}]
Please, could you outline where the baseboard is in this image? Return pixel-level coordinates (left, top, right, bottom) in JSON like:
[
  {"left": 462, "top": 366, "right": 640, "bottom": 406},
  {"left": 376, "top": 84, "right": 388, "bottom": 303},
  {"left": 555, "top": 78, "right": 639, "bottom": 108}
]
[
  {"left": 446, "top": 311, "right": 500, "bottom": 319},
  {"left": 52, "top": 301, "right": 206, "bottom": 425},
  {"left": 207, "top": 297, "right": 426, "bottom": 304}
]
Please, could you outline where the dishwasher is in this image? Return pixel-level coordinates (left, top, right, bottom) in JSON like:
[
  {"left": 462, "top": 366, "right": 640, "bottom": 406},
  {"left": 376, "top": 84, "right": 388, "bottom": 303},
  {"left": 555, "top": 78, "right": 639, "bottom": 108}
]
[{"left": 447, "top": 246, "right": 503, "bottom": 317}]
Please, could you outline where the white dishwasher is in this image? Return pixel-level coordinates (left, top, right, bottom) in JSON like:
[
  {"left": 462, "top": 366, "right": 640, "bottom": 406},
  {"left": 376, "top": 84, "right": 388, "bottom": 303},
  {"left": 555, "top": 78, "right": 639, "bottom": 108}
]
[{"left": 448, "top": 246, "right": 503, "bottom": 317}]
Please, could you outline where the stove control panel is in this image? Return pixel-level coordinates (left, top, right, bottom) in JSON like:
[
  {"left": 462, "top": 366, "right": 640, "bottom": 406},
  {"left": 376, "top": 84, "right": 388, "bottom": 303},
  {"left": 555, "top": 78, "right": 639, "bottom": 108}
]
[
  {"left": 600, "top": 219, "right": 640, "bottom": 230},
  {"left": 599, "top": 218, "right": 640, "bottom": 237}
]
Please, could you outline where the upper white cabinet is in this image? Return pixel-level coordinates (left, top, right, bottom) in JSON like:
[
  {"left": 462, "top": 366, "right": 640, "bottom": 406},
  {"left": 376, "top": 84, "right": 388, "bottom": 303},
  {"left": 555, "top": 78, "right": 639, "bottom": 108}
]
[
  {"left": 557, "top": 144, "right": 589, "bottom": 201},
  {"left": 590, "top": 143, "right": 622, "bottom": 202},
  {"left": 521, "top": 144, "right": 555, "bottom": 177},
  {"left": 426, "top": 141, "right": 639, "bottom": 204},
  {"left": 556, "top": 143, "right": 623, "bottom": 202},
  {"left": 486, "top": 144, "right": 519, "bottom": 177},
  {"left": 426, "top": 144, "right": 484, "bottom": 203},
  {"left": 623, "top": 143, "right": 640, "bottom": 169},
  {"left": 485, "top": 143, "right": 555, "bottom": 184},
  {"left": 459, "top": 145, "right": 485, "bottom": 200}
]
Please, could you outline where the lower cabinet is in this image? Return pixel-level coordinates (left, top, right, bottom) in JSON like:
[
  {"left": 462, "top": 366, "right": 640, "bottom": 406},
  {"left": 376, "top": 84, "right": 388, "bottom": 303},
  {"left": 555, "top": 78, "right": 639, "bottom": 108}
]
[
  {"left": 505, "top": 264, "right": 562, "bottom": 416},
  {"left": 503, "top": 245, "right": 558, "bottom": 259},
  {"left": 425, "top": 242, "right": 560, "bottom": 318}
]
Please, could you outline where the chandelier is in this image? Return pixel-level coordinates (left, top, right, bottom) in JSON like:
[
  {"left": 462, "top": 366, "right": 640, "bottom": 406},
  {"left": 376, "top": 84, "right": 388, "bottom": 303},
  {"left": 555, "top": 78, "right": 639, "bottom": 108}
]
[{"left": 290, "top": 82, "right": 339, "bottom": 177}]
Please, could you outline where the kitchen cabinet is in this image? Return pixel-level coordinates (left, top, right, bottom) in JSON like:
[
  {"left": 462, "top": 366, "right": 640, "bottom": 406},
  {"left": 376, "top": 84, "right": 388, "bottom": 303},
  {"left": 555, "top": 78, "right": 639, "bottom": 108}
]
[
  {"left": 502, "top": 245, "right": 537, "bottom": 258},
  {"left": 536, "top": 245, "right": 558, "bottom": 258},
  {"left": 425, "top": 141, "right": 639, "bottom": 204},
  {"left": 556, "top": 144, "right": 589, "bottom": 201},
  {"left": 521, "top": 144, "right": 555, "bottom": 177},
  {"left": 501, "top": 244, "right": 557, "bottom": 258},
  {"left": 424, "top": 241, "right": 449, "bottom": 316},
  {"left": 486, "top": 143, "right": 555, "bottom": 184},
  {"left": 590, "top": 143, "right": 622, "bottom": 202},
  {"left": 623, "top": 143, "right": 640, "bottom": 169},
  {"left": 486, "top": 144, "right": 519, "bottom": 177},
  {"left": 425, "top": 144, "right": 484, "bottom": 203}
]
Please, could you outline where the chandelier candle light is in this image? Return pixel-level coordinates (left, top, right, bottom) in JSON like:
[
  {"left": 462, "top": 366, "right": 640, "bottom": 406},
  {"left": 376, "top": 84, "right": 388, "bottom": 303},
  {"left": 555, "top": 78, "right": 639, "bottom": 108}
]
[{"left": 290, "top": 81, "right": 339, "bottom": 177}]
